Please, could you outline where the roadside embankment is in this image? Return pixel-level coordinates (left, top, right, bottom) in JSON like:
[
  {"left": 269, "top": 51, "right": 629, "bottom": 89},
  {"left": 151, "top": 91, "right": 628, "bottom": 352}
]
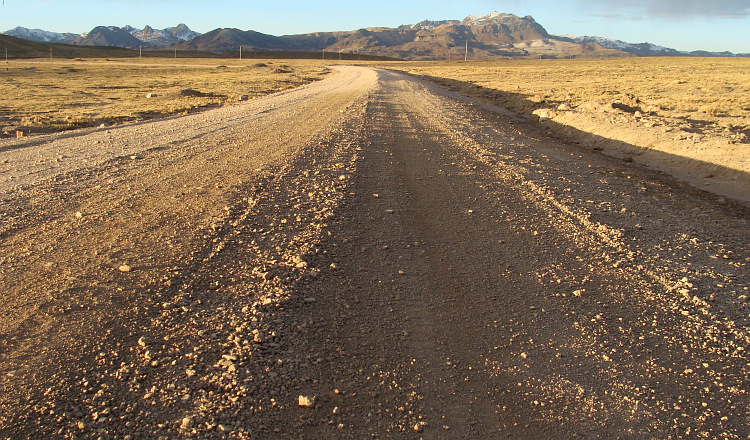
[{"left": 388, "top": 58, "right": 750, "bottom": 205}]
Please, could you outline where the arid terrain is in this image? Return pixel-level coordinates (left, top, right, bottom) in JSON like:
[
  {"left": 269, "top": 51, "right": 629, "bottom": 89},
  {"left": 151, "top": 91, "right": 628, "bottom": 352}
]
[
  {"left": 387, "top": 57, "right": 750, "bottom": 204},
  {"left": 0, "top": 61, "right": 749, "bottom": 439},
  {"left": 1, "top": 59, "right": 330, "bottom": 135}
]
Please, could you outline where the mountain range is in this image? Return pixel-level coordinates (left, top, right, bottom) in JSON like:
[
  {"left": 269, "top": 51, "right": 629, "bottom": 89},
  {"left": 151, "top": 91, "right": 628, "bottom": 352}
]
[
  {"left": 4, "top": 23, "right": 200, "bottom": 48},
  {"left": 3, "top": 13, "right": 747, "bottom": 59}
]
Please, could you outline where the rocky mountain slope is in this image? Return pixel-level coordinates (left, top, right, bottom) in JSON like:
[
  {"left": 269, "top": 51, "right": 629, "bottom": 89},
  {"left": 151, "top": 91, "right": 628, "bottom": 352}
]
[
  {"left": 74, "top": 26, "right": 145, "bottom": 48},
  {"left": 177, "top": 13, "right": 623, "bottom": 60},
  {"left": 126, "top": 24, "right": 201, "bottom": 46},
  {"left": 569, "top": 35, "right": 744, "bottom": 57},
  {"left": 0, "top": 33, "right": 136, "bottom": 58},
  {"left": 3, "top": 13, "right": 747, "bottom": 59},
  {"left": 2, "top": 27, "right": 79, "bottom": 44},
  {"left": 4, "top": 24, "right": 199, "bottom": 48}
]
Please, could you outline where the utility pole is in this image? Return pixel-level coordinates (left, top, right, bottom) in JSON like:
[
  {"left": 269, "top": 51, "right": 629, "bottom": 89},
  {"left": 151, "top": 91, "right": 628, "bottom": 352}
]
[
  {"left": 464, "top": 41, "right": 468, "bottom": 61},
  {"left": 339, "top": 50, "right": 341, "bottom": 61},
  {"left": 5, "top": 47, "right": 7, "bottom": 63},
  {"left": 139, "top": 45, "right": 142, "bottom": 58},
  {"left": 239, "top": 46, "right": 242, "bottom": 60},
  {"left": 50, "top": 47, "right": 52, "bottom": 63},
  {"left": 174, "top": 48, "right": 177, "bottom": 59},
  {"left": 322, "top": 48, "right": 325, "bottom": 60}
]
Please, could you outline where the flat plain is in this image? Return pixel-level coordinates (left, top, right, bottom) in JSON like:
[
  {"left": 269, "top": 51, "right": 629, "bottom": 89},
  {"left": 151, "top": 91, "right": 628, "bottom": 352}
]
[
  {"left": 0, "top": 59, "right": 748, "bottom": 439},
  {"left": 387, "top": 57, "right": 750, "bottom": 203},
  {"left": 3, "top": 56, "right": 748, "bottom": 202},
  {"left": 395, "top": 57, "right": 750, "bottom": 129},
  {"left": 0, "top": 58, "right": 331, "bottom": 135}
]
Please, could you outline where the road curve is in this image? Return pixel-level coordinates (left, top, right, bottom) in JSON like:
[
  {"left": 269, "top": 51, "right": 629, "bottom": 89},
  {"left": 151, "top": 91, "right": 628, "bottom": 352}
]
[{"left": 1, "top": 66, "right": 749, "bottom": 439}]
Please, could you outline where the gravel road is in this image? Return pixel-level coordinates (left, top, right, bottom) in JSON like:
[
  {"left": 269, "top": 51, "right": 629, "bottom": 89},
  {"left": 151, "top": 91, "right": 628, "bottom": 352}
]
[{"left": 1, "top": 66, "right": 748, "bottom": 439}]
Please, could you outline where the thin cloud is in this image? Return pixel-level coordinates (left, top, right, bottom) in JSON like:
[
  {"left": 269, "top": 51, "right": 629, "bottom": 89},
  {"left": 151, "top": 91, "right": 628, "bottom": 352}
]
[
  {"left": 28, "top": 0, "right": 57, "bottom": 9},
  {"left": 582, "top": 0, "right": 750, "bottom": 19},
  {"left": 589, "top": 13, "right": 644, "bottom": 21},
  {"left": 590, "top": 13, "right": 623, "bottom": 20}
]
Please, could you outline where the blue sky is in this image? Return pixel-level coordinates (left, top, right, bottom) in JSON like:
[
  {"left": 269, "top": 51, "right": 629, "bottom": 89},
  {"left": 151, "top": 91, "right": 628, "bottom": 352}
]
[{"left": 1, "top": 0, "right": 748, "bottom": 53}]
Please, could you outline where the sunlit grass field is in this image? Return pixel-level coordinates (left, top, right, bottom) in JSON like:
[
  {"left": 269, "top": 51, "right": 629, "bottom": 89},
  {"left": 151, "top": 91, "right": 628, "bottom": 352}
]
[
  {"left": 3, "top": 57, "right": 749, "bottom": 143},
  {"left": 0, "top": 58, "right": 331, "bottom": 135}
]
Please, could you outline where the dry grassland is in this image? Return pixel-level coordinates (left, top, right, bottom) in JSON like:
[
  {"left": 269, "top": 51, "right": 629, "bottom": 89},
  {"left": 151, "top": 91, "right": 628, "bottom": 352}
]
[
  {"left": 393, "top": 57, "right": 750, "bottom": 140},
  {"left": 386, "top": 57, "right": 750, "bottom": 202},
  {"left": 0, "top": 58, "right": 330, "bottom": 136},
  {"left": 2, "top": 56, "right": 748, "bottom": 201}
]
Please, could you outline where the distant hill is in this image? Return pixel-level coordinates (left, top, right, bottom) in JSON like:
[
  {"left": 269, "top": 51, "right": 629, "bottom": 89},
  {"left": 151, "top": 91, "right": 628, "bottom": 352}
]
[
  {"left": 0, "top": 33, "right": 397, "bottom": 61},
  {"left": 0, "top": 34, "right": 221, "bottom": 59},
  {"left": 3, "top": 13, "right": 747, "bottom": 59},
  {"left": 0, "top": 33, "right": 134, "bottom": 58},
  {"left": 568, "top": 35, "right": 745, "bottom": 58},
  {"left": 324, "top": 12, "right": 552, "bottom": 57},
  {"left": 3, "top": 27, "right": 79, "bottom": 44},
  {"left": 179, "top": 28, "right": 287, "bottom": 52},
  {"left": 5, "top": 24, "right": 200, "bottom": 48},
  {"left": 173, "top": 13, "right": 624, "bottom": 60},
  {"left": 126, "top": 24, "right": 201, "bottom": 46},
  {"left": 74, "top": 26, "right": 144, "bottom": 48}
]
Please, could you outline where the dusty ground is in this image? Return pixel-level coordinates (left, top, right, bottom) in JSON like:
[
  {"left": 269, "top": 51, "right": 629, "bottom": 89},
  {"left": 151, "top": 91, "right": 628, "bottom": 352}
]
[
  {"left": 387, "top": 58, "right": 750, "bottom": 205},
  {"left": 0, "top": 66, "right": 749, "bottom": 439}
]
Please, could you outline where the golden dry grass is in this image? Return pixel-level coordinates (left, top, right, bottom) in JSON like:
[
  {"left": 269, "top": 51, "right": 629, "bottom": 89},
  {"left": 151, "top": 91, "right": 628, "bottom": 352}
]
[
  {"left": 3, "top": 57, "right": 749, "bottom": 145},
  {"left": 378, "top": 57, "right": 750, "bottom": 201},
  {"left": 0, "top": 58, "right": 331, "bottom": 135}
]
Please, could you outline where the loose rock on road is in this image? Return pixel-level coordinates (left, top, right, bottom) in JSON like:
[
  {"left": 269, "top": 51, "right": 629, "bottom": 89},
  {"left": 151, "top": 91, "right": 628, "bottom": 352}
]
[{"left": 0, "top": 66, "right": 748, "bottom": 439}]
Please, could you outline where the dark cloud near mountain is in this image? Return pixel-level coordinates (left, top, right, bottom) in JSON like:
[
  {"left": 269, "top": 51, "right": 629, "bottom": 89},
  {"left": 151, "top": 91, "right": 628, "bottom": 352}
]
[{"left": 582, "top": 0, "right": 750, "bottom": 19}]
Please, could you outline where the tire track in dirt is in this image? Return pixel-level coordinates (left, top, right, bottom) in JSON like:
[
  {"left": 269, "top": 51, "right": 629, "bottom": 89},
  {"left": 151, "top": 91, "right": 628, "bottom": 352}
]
[
  {"left": 0, "top": 67, "right": 377, "bottom": 438},
  {"left": 287, "top": 69, "right": 750, "bottom": 438},
  {"left": 0, "top": 66, "right": 748, "bottom": 439}
]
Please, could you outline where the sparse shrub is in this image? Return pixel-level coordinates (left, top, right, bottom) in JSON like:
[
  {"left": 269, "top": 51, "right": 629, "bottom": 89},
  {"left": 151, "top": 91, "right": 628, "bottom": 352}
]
[{"left": 699, "top": 104, "right": 724, "bottom": 116}]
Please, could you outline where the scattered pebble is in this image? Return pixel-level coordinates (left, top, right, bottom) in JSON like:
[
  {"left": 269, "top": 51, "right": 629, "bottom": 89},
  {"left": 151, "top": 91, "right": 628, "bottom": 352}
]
[
  {"left": 180, "top": 417, "right": 193, "bottom": 430},
  {"left": 298, "top": 395, "right": 315, "bottom": 407}
]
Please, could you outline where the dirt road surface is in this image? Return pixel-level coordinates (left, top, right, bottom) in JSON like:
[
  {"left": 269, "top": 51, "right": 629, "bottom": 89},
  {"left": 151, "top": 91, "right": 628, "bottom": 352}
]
[{"left": 1, "top": 66, "right": 749, "bottom": 439}]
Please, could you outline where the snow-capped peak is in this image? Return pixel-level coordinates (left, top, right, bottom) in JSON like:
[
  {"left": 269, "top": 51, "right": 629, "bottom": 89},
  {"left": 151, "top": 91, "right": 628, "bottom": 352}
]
[
  {"left": 2, "top": 26, "right": 79, "bottom": 44},
  {"left": 568, "top": 35, "right": 683, "bottom": 55},
  {"left": 168, "top": 24, "right": 200, "bottom": 41},
  {"left": 464, "top": 11, "right": 513, "bottom": 25}
]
